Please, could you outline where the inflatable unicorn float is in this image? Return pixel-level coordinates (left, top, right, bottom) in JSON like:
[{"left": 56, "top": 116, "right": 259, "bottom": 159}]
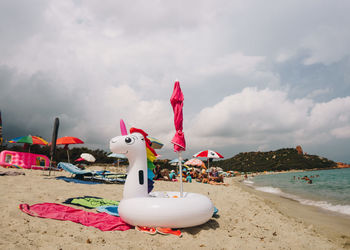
[{"left": 110, "top": 120, "right": 214, "bottom": 228}]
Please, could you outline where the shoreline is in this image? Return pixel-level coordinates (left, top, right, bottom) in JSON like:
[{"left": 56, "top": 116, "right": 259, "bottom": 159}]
[{"left": 236, "top": 177, "right": 350, "bottom": 247}]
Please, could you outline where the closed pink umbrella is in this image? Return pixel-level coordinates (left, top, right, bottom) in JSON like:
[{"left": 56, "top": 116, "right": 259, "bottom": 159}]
[
  {"left": 170, "top": 80, "right": 186, "bottom": 151},
  {"left": 170, "top": 80, "right": 186, "bottom": 197}
]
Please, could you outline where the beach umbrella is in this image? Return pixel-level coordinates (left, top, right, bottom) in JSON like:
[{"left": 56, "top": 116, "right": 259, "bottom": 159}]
[
  {"left": 75, "top": 157, "right": 85, "bottom": 162},
  {"left": 170, "top": 80, "right": 186, "bottom": 197},
  {"left": 55, "top": 136, "right": 84, "bottom": 163},
  {"left": 193, "top": 149, "right": 224, "bottom": 168},
  {"left": 193, "top": 150, "right": 224, "bottom": 159},
  {"left": 184, "top": 158, "right": 206, "bottom": 168},
  {"left": 9, "top": 135, "right": 48, "bottom": 152},
  {"left": 108, "top": 153, "right": 127, "bottom": 159},
  {"left": 147, "top": 136, "right": 164, "bottom": 149},
  {"left": 56, "top": 136, "right": 84, "bottom": 145},
  {"left": 9, "top": 135, "right": 48, "bottom": 145},
  {"left": 169, "top": 158, "right": 185, "bottom": 166},
  {"left": 80, "top": 153, "right": 96, "bottom": 162}
]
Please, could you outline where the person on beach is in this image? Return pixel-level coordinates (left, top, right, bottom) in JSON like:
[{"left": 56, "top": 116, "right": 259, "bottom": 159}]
[
  {"left": 185, "top": 171, "right": 192, "bottom": 183},
  {"left": 198, "top": 172, "right": 210, "bottom": 184},
  {"left": 210, "top": 168, "right": 218, "bottom": 178},
  {"left": 169, "top": 170, "right": 177, "bottom": 181},
  {"left": 153, "top": 165, "right": 171, "bottom": 181},
  {"left": 209, "top": 168, "right": 224, "bottom": 183}
]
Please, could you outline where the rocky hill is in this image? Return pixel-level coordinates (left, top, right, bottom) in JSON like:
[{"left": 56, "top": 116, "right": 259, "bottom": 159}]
[{"left": 211, "top": 147, "right": 337, "bottom": 172}]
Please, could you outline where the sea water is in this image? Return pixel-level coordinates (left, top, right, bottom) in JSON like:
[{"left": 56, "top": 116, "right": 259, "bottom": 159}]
[{"left": 244, "top": 168, "right": 350, "bottom": 216}]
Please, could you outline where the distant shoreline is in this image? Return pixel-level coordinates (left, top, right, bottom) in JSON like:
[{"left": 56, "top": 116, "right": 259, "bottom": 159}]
[{"left": 242, "top": 167, "right": 349, "bottom": 177}]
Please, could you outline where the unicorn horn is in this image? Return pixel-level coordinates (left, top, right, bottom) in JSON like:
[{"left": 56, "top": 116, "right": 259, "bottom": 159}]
[{"left": 120, "top": 119, "right": 128, "bottom": 135}]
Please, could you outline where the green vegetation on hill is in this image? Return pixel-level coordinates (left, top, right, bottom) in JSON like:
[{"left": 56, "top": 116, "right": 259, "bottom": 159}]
[
  {"left": 1, "top": 145, "right": 337, "bottom": 172},
  {"left": 210, "top": 148, "right": 336, "bottom": 172}
]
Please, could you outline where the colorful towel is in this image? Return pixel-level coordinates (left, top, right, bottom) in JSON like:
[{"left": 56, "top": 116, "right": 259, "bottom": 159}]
[
  {"left": 97, "top": 205, "right": 119, "bottom": 217},
  {"left": 19, "top": 203, "right": 132, "bottom": 231},
  {"left": 64, "top": 196, "right": 120, "bottom": 208},
  {"left": 56, "top": 176, "right": 102, "bottom": 185}
]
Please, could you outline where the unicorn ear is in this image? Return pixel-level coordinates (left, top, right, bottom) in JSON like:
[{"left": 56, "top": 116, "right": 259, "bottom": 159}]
[{"left": 120, "top": 119, "right": 128, "bottom": 135}]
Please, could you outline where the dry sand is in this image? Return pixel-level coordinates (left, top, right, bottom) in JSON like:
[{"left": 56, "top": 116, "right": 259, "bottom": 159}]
[{"left": 0, "top": 167, "right": 349, "bottom": 249}]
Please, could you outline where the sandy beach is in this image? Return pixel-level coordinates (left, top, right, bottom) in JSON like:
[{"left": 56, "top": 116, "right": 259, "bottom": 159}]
[{"left": 1, "top": 167, "right": 349, "bottom": 249}]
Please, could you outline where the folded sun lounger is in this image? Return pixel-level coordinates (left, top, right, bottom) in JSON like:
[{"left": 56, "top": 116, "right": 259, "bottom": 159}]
[
  {"left": 58, "top": 162, "right": 126, "bottom": 183},
  {"left": 58, "top": 162, "right": 94, "bottom": 179}
]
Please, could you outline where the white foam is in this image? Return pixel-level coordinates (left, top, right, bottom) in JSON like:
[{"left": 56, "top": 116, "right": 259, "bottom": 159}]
[
  {"left": 255, "top": 186, "right": 283, "bottom": 194},
  {"left": 298, "top": 199, "right": 350, "bottom": 216},
  {"left": 252, "top": 185, "right": 350, "bottom": 216},
  {"left": 243, "top": 180, "right": 254, "bottom": 185}
]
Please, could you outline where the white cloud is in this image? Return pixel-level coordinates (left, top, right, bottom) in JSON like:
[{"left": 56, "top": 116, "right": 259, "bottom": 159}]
[
  {"left": 302, "top": 26, "right": 350, "bottom": 65},
  {"left": 306, "top": 88, "right": 332, "bottom": 99},
  {"left": 331, "top": 126, "right": 350, "bottom": 139},
  {"left": 188, "top": 88, "right": 350, "bottom": 156},
  {"left": 1, "top": 0, "right": 350, "bottom": 161},
  {"left": 197, "top": 53, "right": 265, "bottom": 76}
]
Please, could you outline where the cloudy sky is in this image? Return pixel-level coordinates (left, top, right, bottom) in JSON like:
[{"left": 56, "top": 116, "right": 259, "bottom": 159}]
[{"left": 1, "top": 0, "right": 350, "bottom": 162}]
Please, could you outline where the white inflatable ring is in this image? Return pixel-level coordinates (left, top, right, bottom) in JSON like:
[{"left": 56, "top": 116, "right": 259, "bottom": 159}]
[{"left": 118, "top": 191, "right": 214, "bottom": 228}]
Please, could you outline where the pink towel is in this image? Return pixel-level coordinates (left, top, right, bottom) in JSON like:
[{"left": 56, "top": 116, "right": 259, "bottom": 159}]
[{"left": 19, "top": 203, "right": 132, "bottom": 231}]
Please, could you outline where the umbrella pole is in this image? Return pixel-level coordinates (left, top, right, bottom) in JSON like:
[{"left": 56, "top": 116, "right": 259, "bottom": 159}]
[
  {"left": 178, "top": 152, "right": 183, "bottom": 198},
  {"left": 67, "top": 149, "right": 70, "bottom": 163}
]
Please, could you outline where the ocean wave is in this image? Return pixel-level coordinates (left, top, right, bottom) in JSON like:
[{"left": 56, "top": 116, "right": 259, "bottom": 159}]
[
  {"left": 243, "top": 179, "right": 254, "bottom": 185},
  {"left": 298, "top": 199, "right": 350, "bottom": 216},
  {"left": 252, "top": 185, "right": 350, "bottom": 216},
  {"left": 255, "top": 186, "right": 282, "bottom": 194}
]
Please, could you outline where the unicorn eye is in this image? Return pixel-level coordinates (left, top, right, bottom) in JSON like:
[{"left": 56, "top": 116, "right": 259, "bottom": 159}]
[{"left": 125, "top": 137, "right": 135, "bottom": 145}]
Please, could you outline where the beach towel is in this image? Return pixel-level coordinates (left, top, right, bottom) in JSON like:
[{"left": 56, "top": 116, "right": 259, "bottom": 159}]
[
  {"left": 97, "top": 205, "right": 119, "bottom": 217},
  {"left": 0, "top": 171, "right": 25, "bottom": 176},
  {"left": 19, "top": 203, "right": 132, "bottom": 231},
  {"left": 56, "top": 176, "right": 102, "bottom": 185},
  {"left": 64, "top": 196, "right": 120, "bottom": 208}
]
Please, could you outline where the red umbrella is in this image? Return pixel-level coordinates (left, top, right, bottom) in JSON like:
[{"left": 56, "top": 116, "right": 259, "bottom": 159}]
[
  {"left": 75, "top": 157, "right": 85, "bottom": 162},
  {"left": 193, "top": 149, "right": 224, "bottom": 168},
  {"left": 170, "top": 80, "right": 186, "bottom": 197},
  {"left": 170, "top": 80, "right": 186, "bottom": 152},
  {"left": 56, "top": 136, "right": 84, "bottom": 145},
  {"left": 193, "top": 150, "right": 224, "bottom": 159},
  {"left": 55, "top": 136, "right": 84, "bottom": 163}
]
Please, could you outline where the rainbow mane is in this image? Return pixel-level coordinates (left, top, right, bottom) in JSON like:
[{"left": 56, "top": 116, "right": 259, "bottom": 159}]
[{"left": 129, "top": 127, "right": 157, "bottom": 192}]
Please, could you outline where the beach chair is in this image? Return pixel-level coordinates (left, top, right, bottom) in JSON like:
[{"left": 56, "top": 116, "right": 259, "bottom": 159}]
[
  {"left": 91, "top": 173, "right": 126, "bottom": 184},
  {"left": 58, "top": 162, "right": 94, "bottom": 179},
  {"left": 57, "top": 162, "right": 126, "bottom": 183}
]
